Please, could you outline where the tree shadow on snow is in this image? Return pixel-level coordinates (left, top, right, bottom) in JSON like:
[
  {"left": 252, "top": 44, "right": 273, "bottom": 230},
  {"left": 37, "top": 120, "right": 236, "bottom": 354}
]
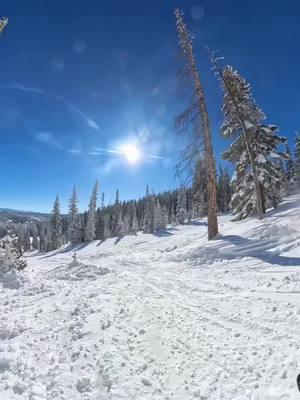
[
  {"left": 219, "top": 234, "right": 300, "bottom": 267},
  {"left": 39, "top": 242, "right": 90, "bottom": 259},
  {"left": 187, "top": 220, "right": 208, "bottom": 227},
  {"left": 265, "top": 198, "right": 300, "bottom": 219},
  {"left": 153, "top": 229, "right": 174, "bottom": 237},
  {"left": 114, "top": 237, "right": 123, "bottom": 245}
]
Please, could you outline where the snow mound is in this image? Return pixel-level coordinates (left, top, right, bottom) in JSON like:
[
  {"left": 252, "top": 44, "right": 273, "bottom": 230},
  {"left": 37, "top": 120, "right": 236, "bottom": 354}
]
[
  {"left": 49, "top": 260, "right": 110, "bottom": 281},
  {"left": 0, "top": 266, "right": 24, "bottom": 289}
]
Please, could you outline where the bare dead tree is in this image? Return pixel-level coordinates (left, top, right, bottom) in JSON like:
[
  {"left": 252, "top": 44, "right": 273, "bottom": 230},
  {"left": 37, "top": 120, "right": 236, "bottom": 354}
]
[
  {"left": 0, "top": 17, "right": 8, "bottom": 35},
  {"left": 209, "top": 50, "right": 264, "bottom": 220},
  {"left": 174, "top": 9, "right": 218, "bottom": 240}
]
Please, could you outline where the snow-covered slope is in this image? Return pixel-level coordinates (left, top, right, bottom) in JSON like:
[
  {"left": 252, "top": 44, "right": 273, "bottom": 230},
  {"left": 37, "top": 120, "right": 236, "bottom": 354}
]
[{"left": 1, "top": 195, "right": 300, "bottom": 400}]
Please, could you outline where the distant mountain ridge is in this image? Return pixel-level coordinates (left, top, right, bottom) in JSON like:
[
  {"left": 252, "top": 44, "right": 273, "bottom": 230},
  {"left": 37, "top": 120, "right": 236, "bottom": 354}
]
[{"left": 0, "top": 208, "right": 51, "bottom": 223}]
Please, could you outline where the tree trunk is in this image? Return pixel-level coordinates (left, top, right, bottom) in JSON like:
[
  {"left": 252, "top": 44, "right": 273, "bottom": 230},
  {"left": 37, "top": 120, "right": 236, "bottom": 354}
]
[
  {"left": 175, "top": 10, "right": 218, "bottom": 239},
  {"left": 190, "top": 63, "right": 218, "bottom": 239},
  {"left": 260, "top": 184, "right": 266, "bottom": 214}
]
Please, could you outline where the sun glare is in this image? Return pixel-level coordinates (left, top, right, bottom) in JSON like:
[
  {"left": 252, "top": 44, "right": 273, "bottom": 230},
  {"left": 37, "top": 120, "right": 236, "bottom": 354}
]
[{"left": 121, "top": 143, "right": 141, "bottom": 164}]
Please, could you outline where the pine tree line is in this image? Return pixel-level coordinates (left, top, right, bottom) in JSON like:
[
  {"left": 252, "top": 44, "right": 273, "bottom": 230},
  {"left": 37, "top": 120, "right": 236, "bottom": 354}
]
[{"left": 0, "top": 170, "right": 234, "bottom": 253}]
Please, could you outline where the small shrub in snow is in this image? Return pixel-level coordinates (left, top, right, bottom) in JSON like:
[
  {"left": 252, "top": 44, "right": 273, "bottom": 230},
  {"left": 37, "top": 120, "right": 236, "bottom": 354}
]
[{"left": 0, "top": 233, "right": 27, "bottom": 288}]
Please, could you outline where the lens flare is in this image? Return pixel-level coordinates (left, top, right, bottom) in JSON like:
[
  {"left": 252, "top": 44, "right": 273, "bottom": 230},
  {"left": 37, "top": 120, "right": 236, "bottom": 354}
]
[{"left": 121, "top": 144, "right": 140, "bottom": 164}]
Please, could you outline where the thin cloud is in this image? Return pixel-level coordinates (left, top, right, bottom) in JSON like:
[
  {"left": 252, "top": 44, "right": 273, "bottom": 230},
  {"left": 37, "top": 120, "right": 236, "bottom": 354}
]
[
  {"left": 10, "top": 83, "right": 45, "bottom": 95},
  {"left": 92, "top": 146, "right": 166, "bottom": 160},
  {"left": 54, "top": 95, "right": 100, "bottom": 131},
  {"left": 0, "top": 82, "right": 99, "bottom": 131},
  {"left": 35, "top": 131, "right": 63, "bottom": 150}
]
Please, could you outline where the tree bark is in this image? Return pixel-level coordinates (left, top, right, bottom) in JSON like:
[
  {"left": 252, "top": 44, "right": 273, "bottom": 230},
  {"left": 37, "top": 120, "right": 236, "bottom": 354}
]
[
  {"left": 189, "top": 59, "right": 218, "bottom": 239},
  {"left": 175, "top": 10, "right": 219, "bottom": 239}
]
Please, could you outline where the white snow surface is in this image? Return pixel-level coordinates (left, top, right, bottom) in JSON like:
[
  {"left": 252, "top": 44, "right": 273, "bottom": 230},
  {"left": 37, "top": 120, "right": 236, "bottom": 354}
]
[{"left": 1, "top": 195, "right": 300, "bottom": 399}]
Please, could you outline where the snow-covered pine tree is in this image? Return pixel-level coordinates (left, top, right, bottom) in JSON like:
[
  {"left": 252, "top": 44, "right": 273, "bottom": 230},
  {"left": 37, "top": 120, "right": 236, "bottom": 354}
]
[
  {"left": 103, "top": 213, "right": 111, "bottom": 239},
  {"left": 122, "top": 213, "right": 131, "bottom": 236},
  {"left": 215, "top": 61, "right": 287, "bottom": 219},
  {"left": 39, "top": 225, "right": 47, "bottom": 252},
  {"left": 101, "top": 192, "right": 105, "bottom": 209},
  {"left": 95, "top": 207, "right": 104, "bottom": 240},
  {"left": 68, "top": 187, "right": 81, "bottom": 245},
  {"left": 218, "top": 165, "right": 232, "bottom": 213},
  {"left": 176, "top": 188, "right": 187, "bottom": 224},
  {"left": 223, "top": 123, "right": 287, "bottom": 219},
  {"left": 162, "top": 206, "right": 169, "bottom": 228},
  {"left": 285, "top": 143, "right": 295, "bottom": 191},
  {"left": 212, "top": 61, "right": 265, "bottom": 219},
  {"left": 31, "top": 224, "right": 38, "bottom": 250},
  {"left": 115, "top": 209, "right": 124, "bottom": 239},
  {"left": 131, "top": 203, "right": 139, "bottom": 235},
  {"left": 111, "top": 190, "right": 121, "bottom": 237},
  {"left": 294, "top": 133, "right": 300, "bottom": 190},
  {"left": 22, "top": 224, "right": 31, "bottom": 252},
  {"left": 84, "top": 181, "right": 98, "bottom": 241},
  {"left": 169, "top": 205, "right": 176, "bottom": 225},
  {"left": 48, "top": 195, "right": 62, "bottom": 250},
  {"left": 186, "top": 189, "right": 193, "bottom": 223},
  {"left": 0, "top": 230, "right": 27, "bottom": 273},
  {"left": 143, "top": 185, "right": 153, "bottom": 233},
  {"left": 0, "top": 17, "right": 8, "bottom": 35},
  {"left": 269, "top": 157, "right": 288, "bottom": 208},
  {"left": 153, "top": 199, "right": 164, "bottom": 231}
]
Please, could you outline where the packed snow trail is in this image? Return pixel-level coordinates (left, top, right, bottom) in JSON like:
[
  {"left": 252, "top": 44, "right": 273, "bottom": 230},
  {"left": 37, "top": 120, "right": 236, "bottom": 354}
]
[{"left": 1, "top": 196, "right": 300, "bottom": 399}]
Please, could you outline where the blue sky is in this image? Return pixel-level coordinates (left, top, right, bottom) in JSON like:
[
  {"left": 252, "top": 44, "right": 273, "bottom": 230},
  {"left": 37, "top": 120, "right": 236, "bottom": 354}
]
[{"left": 0, "top": 0, "right": 299, "bottom": 212}]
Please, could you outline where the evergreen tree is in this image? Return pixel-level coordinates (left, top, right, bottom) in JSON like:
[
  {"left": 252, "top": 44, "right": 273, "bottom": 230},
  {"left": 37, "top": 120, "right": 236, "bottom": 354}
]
[
  {"left": 0, "top": 230, "right": 27, "bottom": 273},
  {"left": 223, "top": 124, "right": 287, "bottom": 219},
  {"left": 115, "top": 211, "right": 124, "bottom": 238},
  {"left": 131, "top": 204, "right": 139, "bottom": 234},
  {"left": 176, "top": 188, "right": 187, "bottom": 224},
  {"left": 103, "top": 213, "right": 111, "bottom": 239},
  {"left": 285, "top": 143, "right": 294, "bottom": 186},
  {"left": 68, "top": 187, "right": 81, "bottom": 245},
  {"left": 39, "top": 225, "right": 47, "bottom": 252},
  {"left": 218, "top": 166, "right": 232, "bottom": 213},
  {"left": 169, "top": 205, "right": 176, "bottom": 225},
  {"left": 154, "top": 199, "right": 164, "bottom": 231},
  {"left": 101, "top": 192, "right": 105, "bottom": 209},
  {"left": 216, "top": 62, "right": 287, "bottom": 219},
  {"left": 22, "top": 224, "right": 31, "bottom": 252},
  {"left": 294, "top": 133, "right": 300, "bottom": 190},
  {"left": 32, "top": 224, "right": 38, "bottom": 250},
  {"left": 111, "top": 190, "right": 121, "bottom": 237},
  {"left": 143, "top": 185, "right": 153, "bottom": 233},
  {"left": 0, "top": 17, "right": 8, "bottom": 35},
  {"left": 84, "top": 181, "right": 98, "bottom": 241},
  {"left": 48, "top": 195, "right": 62, "bottom": 250}
]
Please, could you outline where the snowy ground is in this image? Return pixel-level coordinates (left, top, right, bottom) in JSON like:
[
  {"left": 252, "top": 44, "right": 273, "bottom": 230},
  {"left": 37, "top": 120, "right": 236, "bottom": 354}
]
[{"left": 1, "top": 196, "right": 300, "bottom": 400}]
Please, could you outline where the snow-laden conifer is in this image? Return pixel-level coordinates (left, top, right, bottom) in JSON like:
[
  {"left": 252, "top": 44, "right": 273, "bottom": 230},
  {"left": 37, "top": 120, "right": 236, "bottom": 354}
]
[
  {"left": 84, "top": 181, "right": 98, "bottom": 242},
  {"left": 68, "top": 187, "right": 81, "bottom": 245},
  {"left": 176, "top": 188, "right": 187, "bottom": 224},
  {"left": 215, "top": 62, "right": 287, "bottom": 219},
  {"left": 48, "top": 195, "right": 62, "bottom": 250}
]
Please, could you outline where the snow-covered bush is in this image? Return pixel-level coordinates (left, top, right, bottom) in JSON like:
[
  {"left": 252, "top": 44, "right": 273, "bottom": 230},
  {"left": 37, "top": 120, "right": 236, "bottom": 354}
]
[{"left": 0, "top": 233, "right": 27, "bottom": 289}]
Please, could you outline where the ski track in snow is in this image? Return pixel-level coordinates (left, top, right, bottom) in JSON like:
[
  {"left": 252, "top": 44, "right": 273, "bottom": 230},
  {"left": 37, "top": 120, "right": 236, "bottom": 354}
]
[{"left": 1, "top": 196, "right": 300, "bottom": 399}]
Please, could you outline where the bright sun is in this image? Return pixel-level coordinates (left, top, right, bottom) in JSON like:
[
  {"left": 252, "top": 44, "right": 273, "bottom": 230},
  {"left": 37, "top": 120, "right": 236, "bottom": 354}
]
[{"left": 121, "top": 144, "right": 141, "bottom": 164}]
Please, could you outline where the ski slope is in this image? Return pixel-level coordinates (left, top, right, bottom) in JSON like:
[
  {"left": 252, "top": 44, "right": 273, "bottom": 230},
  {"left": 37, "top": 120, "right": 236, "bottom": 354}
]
[{"left": 1, "top": 195, "right": 300, "bottom": 399}]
